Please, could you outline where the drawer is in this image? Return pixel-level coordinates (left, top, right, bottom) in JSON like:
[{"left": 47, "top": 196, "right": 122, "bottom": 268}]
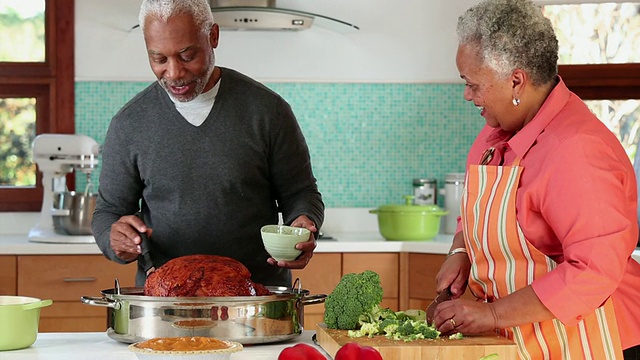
[
  {"left": 0, "top": 255, "right": 17, "bottom": 295},
  {"left": 39, "top": 301, "right": 110, "bottom": 332},
  {"left": 17, "top": 255, "right": 137, "bottom": 301}
]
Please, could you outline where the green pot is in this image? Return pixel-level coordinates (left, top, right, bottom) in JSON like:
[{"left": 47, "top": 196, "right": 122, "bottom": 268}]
[
  {"left": 370, "top": 196, "right": 448, "bottom": 241},
  {"left": 0, "top": 296, "right": 53, "bottom": 351}
]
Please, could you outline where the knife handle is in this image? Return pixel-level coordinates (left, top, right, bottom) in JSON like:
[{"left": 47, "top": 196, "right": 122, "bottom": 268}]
[
  {"left": 139, "top": 230, "right": 151, "bottom": 257},
  {"left": 135, "top": 213, "right": 155, "bottom": 275}
]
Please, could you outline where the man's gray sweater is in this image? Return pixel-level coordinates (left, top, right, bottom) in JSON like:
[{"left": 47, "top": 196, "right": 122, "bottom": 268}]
[{"left": 92, "top": 67, "right": 324, "bottom": 287}]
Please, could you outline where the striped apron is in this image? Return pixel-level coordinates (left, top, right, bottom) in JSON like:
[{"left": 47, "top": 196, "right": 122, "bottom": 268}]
[{"left": 462, "top": 157, "right": 623, "bottom": 360}]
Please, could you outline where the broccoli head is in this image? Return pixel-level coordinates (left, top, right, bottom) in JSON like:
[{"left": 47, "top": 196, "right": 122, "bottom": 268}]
[{"left": 323, "top": 270, "right": 384, "bottom": 330}]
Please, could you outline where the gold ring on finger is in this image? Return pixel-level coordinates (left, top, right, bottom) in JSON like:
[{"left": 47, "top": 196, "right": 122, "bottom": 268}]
[{"left": 449, "top": 318, "right": 456, "bottom": 328}]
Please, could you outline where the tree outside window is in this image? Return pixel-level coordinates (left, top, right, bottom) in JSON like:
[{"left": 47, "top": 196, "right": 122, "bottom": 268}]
[
  {"left": 545, "top": 2, "right": 640, "bottom": 161},
  {"left": 0, "top": 0, "right": 74, "bottom": 211}
]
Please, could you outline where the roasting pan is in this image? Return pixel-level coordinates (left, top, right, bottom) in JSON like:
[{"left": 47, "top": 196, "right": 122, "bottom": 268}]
[{"left": 81, "top": 281, "right": 326, "bottom": 345}]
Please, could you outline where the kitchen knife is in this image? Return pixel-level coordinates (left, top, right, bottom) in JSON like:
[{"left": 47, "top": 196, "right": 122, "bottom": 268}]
[
  {"left": 138, "top": 230, "right": 156, "bottom": 276},
  {"left": 135, "top": 213, "right": 155, "bottom": 276},
  {"left": 426, "top": 287, "right": 453, "bottom": 326}
]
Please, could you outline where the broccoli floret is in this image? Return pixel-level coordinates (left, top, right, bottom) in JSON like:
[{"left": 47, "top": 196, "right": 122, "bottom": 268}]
[
  {"left": 449, "top": 332, "right": 464, "bottom": 340},
  {"left": 359, "top": 304, "right": 398, "bottom": 325},
  {"left": 378, "top": 318, "right": 400, "bottom": 335},
  {"left": 414, "top": 321, "right": 440, "bottom": 339},
  {"left": 324, "top": 270, "right": 384, "bottom": 330},
  {"left": 396, "top": 320, "right": 417, "bottom": 336},
  {"left": 347, "top": 322, "right": 380, "bottom": 338},
  {"left": 387, "top": 319, "right": 441, "bottom": 341}
]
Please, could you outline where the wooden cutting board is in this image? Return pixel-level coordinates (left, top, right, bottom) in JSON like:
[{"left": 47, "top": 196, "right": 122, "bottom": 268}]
[{"left": 315, "top": 324, "right": 517, "bottom": 360}]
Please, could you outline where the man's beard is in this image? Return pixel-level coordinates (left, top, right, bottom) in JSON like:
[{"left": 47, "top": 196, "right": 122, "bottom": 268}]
[{"left": 161, "top": 51, "right": 216, "bottom": 103}]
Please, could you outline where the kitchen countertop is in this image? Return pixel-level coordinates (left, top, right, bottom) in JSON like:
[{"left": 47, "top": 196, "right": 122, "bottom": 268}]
[
  {"left": 0, "top": 207, "right": 457, "bottom": 255},
  {"left": 1, "top": 331, "right": 328, "bottom": 359},
  {"left": 2, "top": 209, "right": 640, "bottom": 262},
  {"left": 4, "top": 232, "right": 640, "bottom": 263},
  {"left": 0, "top": 232, "right": 455, "bottom": 255}
]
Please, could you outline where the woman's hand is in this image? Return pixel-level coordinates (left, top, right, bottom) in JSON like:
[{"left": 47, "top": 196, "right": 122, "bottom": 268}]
[
  {"left": 267, "top": 215, "right": 317, "bottom": 269},
  {"left": 433, "top": 298, "right": 497, "bottom": 335},
  {"left": 435, "top": 232, "right": 471, "bottom": 299},
  {"left": 435, "top": 286, "right": 554, "bottom": 336}
]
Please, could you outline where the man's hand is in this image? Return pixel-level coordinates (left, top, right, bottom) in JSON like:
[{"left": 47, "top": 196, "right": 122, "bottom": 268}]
[
  {"left": 267, "top": 215, "right": 318, "bottom": 269},
  {"left": 109, "top": 214, "right": 150, "bottom": 262}
]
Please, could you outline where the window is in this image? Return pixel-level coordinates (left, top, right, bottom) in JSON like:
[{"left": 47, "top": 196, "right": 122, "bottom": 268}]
[
  {"left": 0, "top": 0, "right": 75, "bottom": 211},
  {"left": 545, "top": 3, "right": 640, "bottom": 161}
]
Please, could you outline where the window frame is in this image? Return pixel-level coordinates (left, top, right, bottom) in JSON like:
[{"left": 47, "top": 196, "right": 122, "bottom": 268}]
[
  {"left": 559, "top": 63, "right": 640, "bottom": 100},
  {"left": 0, "top": 0, "right": 75, "bottom": 212}
]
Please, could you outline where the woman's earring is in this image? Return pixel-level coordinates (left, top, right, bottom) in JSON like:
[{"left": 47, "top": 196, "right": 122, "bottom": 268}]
[{"left": 512, "top": 98, "right": 521, "bottom": 106}]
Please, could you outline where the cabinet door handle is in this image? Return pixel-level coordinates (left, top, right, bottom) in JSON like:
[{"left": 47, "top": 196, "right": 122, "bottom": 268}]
[{"left": 63, "top": 277, "right": 97, "bottom": 282}]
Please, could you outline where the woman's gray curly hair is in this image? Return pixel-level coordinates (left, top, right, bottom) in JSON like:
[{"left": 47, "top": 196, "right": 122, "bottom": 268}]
[
  {"left": 457, "top": 0, "right": 558, "bottom": 86},
  {"left": 139, "top": 0, "right": 214, "bottom": 36}
]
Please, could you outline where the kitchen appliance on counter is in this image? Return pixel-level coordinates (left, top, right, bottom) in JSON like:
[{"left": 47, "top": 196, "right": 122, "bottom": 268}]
[{"left": 28, "top": 134, "right": 100, "bottom": 244}]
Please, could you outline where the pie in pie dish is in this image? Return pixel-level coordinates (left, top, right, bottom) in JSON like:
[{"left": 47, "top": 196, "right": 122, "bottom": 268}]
[{"left": 129, "top": 336, "right": 242, "bottom": 359}]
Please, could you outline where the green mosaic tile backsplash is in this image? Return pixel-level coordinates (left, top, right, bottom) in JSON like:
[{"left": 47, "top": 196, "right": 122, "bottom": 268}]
[{"left": 75, "top": 81, "right": 483, "bottom": 208}]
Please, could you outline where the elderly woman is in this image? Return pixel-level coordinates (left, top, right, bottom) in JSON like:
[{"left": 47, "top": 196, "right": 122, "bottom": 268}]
[{"left": 432, "top": 0, "right": 640, "bottom": 358}]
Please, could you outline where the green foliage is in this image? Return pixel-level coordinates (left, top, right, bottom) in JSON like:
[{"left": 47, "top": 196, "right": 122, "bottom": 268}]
[
  {"left": 0, "top": 5, "right": 45, "bottom": 62},
  {"left": 323, "top": 270, "right": 384, "bottom": 330},
  {"left": 0, "top": 98, "right": 36, "bottom": 186},
  {"left": 0, "top": 4, "right": 44, "bottom": 186}
]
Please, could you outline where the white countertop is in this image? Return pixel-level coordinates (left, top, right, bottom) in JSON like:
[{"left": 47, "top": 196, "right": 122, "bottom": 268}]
[
  {"left": 2, "top": 209, "right": 640, "bottom": 261},
  {"left": 0, "top": 232, "right": 454, "bottom": 255},
  {"left": 1, "top": 331, "right": 328, "bottom": 359},
  {"left": 0, "top": 208, "right": 456, "bottom": 255}
]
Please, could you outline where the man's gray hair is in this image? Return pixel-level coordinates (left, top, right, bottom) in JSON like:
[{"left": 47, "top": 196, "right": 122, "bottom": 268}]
[
  {"left": 457, "top": 0, "right": 558, "bottom": 85},
  {"left": 139, "top": 0, "right": 214, "bottom": 36}
]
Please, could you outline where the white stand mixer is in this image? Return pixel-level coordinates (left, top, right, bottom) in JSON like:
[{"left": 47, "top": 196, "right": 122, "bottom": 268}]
[{"left": 28, "top": 134, "right": 100, "bottom": 244}]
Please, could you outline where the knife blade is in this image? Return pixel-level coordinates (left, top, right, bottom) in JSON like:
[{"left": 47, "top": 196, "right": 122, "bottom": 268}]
[{"left": 426, "top": 287, "right": 452, "bottom": 326}]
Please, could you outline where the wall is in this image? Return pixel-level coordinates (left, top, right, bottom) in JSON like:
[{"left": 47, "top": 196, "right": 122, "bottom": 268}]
[
  {"left": 75, "top": 0, "right": 479, "bottom": 82},
  {"left": 76, "top": 82, "right": 482, "bottom": 207},
  {"left": 74, "top": 0, "right": 485, "bottom": 208}
]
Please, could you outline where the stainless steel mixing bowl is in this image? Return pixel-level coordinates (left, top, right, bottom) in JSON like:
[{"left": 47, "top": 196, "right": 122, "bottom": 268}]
[{"left": 52, "top": 191, "right": 97, "bottom": 235}]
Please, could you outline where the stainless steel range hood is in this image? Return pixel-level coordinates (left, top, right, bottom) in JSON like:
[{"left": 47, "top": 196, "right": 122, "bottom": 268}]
[{"left": 209, "top": 0, "right": 359, "bottom": 33}]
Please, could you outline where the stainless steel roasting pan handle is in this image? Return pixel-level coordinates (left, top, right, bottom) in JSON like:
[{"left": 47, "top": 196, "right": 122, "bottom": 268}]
[{"left": 80, "top": 296, "right": 121, "bottom": 310}]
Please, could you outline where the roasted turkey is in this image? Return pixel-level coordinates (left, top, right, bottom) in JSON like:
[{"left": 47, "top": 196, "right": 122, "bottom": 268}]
[{"left": 143, "top": 254, "right": 271, "bottom": 297}]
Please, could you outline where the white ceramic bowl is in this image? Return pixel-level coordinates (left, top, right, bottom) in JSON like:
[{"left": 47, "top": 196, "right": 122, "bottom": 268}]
[
  {"left": 128, "top": 337, "right": 242, "bottom": 360},
  {"left": 260, "top": 225, "right": 310, "bottom": 261}
]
